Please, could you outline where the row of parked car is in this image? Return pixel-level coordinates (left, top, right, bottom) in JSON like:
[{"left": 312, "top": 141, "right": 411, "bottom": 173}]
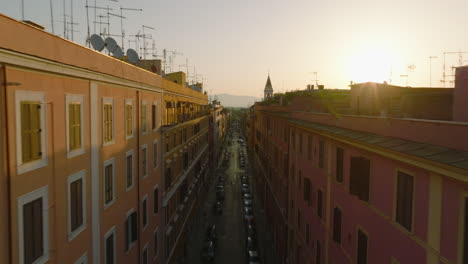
[
  {"left": 201, "top": 224, "right": 217, "bottom": 262},
  {"left": 239, "top": 147, "right": 247, "bottom": 168},
  {"left": 240, "top": 173, "right": 261, "bottom": 264}
]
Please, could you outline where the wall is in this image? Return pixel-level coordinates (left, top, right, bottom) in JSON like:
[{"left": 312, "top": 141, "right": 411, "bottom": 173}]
[{"left": 453, "top": 66, "right": 468, "bottom": 122}]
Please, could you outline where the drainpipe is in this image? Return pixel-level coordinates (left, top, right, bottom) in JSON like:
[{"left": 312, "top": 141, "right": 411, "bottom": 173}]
[
  {"left": 136, "top": 90, "right": 141, "bottom": 264},
  {"left": 2, "top": 65, "right": 12, "bottom": 264}
]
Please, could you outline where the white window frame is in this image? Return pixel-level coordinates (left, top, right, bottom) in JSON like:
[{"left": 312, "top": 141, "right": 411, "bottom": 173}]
[
  {"left": 153, "top": 140, "right": 158, "bottom": 169},
  {"left": 125, "top": 99, "right": 134, "bottom": 140},
  {"left": 102, "top": 97, "right": 115, "bottom": 146},
  {"left": 17, "top": 186, "right": 49, "bottom": 264},
  {"left": 67, "top": 170, "right": 87, "bottom": 241},
  {"left": 141, "top": 144, "right": 148, "bottom": 178},
  {"left": 74, "top": 252, "right": 88, "bottom": 264},
  {"left": 66, "top": 94, "right": 86, "bottom": 159},
  {"left": 15, "top": 91, "right": 48, "bottom": 175},
  {"left": 126, "top": 208, "right": 137, "bottom": 252},
  {"left": 152, "top": 101, "right": 158, "bottom": 132},
  {"left": 125, "top": 150, "right": 135, "bottom": 192},
  {"left": 142, "top": 194, "right": 148, "bottom": 230},
  {"left": 141, "top": 100, "right": 148, "bottom": 134},
  {"left": 103, "top": 158, "right": 116, "bottom": 209},
  {"left": 104, "top": 226, "right": 116, "bottom": 264},
  {"left": 142, "top": 243, "right": 149, "bottom": 264},
  {"left": 153, "top": 227, "right": 159, "bottom": 260},
  {"left": 153, "top": 184, "right": 159, "bottom": 215}
]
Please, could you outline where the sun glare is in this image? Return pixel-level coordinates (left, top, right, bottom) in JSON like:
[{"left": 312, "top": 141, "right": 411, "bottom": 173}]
[{"left": 348, "top": 46, "right": 396, "bottom": 84}]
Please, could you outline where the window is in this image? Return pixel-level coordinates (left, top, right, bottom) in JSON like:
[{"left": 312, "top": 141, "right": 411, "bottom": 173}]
[
  {"left": 104, "top": 159, "right": 115, "bottom": 207},
  {"left": 297, "top": 209, "right": 302, "bottom": 231},
  {"left": 306, "top": 224, "right": 310, "bottom": 245},
  {"left": 153, "top": 229, "right": 158, "bottom": 257},
  {"left": 396, "top": 171, "right": 413, "bottom": 231},
  {"left": 141, "top": 101, "right": 148, "bottom": 133},
  {"left": 74, "top": 253, "right": 88, "bottom": 264},
  {"left": 165, "top": 167, "right": 171, "bottom": 190},
  {"left": 316, "top": 240, "right": 321, "bottom": 264},
  {"left": 125, "top": 210, "right": 138, "bottom": 251},
  {"left": 357, "top": 229, "right": 368, "bottom": 264},
  {"left": 102, "top": 98, "right": 114, "bottom": 144},
  {"left": 318, "top": 140, "right": 325, "bottom": 168},
  {"left": 68, "top": 170, "right": 86, "bottom": 240},
  {"left": 299, "top": 133, "right": 303, "bottom": 153},
  {"left": 307, "top": 135, "right": 312, "bottom": 160},
  {"left": 16, "top": 91, "right": 47, "bottom": 174},
  {"left": 104, "top": 227, "right": 116, "bottom": 264},
  {"left": 333, "top": 207, "right": 342, "bottom": 243},
  {"left": 153, "top": 141, "right": 158, "bottom": 168},
  {"left": 142, "top": 246, "right": 148, "bottom": 264},
  {"left": 291, "top": 131, "right": 296, "bottom": 150},
  {"left": 125, "top": 99, "right": 134, "bottom": 139},
  {"left": 317, "top": 190, "right": 323, "bottom": 218},
  {"left": 66, "top": 95, "right": 85, "bottom": 158},
  {"left": 350, "top": 157, "right": 370, "bottom": 201},
  {"left": 336, "top": 147, "right": 344, "bottom": 183},
  {"left": 153, "top": 187, "right": 159, "bottom": 214},
  {"left": 18, "top": 186, "right": 49, "bottom": 264},
  {"left": 141, "top": 145, "right": 148, "bottom": 178},
  {"left": 125, "top": 151, "right": 134, "bottom": 190},
  {"left": 298, "top": 170, "right": 302, "bottom": 188},
  {"left": 142, "top": 196, "right": 148, "bottom": 229},
  {"left": 152, "top": 102, "right": 157, "bottom": 131},
  {"left": 304, "top": 178, "right": 311, "bottom": 205}
]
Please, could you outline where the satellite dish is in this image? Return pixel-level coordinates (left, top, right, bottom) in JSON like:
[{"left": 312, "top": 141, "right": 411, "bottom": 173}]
[
  {"left": 104, "top": 37, "right": 118, "bottom": 53},
  {"left": 113, "top": 46, "right": 123, "bottom": 58},
  {"left": 90, "top": 34, "right": 105, "bottom": 51},
  {"left": 127, "top": 49, "right": 139, "bottom": 65}
]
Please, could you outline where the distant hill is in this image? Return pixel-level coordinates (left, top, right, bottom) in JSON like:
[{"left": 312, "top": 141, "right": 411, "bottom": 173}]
[{"left": 213, "top": 94, "right": 261, "bottom": 108}]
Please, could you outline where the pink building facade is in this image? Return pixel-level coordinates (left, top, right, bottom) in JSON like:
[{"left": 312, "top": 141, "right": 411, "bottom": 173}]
[{"left": 249, "top": 77, "right": 468, "bottom": 264}]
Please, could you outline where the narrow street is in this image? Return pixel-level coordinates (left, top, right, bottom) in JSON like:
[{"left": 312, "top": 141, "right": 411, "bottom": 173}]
[{"left": 186, "top": 123, "right": 277, "bottom": 264}]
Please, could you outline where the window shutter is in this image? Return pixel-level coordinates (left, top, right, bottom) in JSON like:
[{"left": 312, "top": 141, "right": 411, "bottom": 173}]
[
  {"left": 21, "top": 103, "right": 32, "bottom": 162},
  {"left": 74, "top": 104, "right": 81, "bottom": 148}
]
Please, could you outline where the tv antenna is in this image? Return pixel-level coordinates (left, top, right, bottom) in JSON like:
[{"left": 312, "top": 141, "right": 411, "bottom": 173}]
[
  {"left": 308, "top": 72, "right": 319, "bottom": 86},
  {"left": 441, "top": 51, "right": 468, "bottom": 87},
  {"left": 141, "top": 25, "right": 155, "bottom": 59},
  {"left": 163, "top": 49, "right": 183, "bottom": 73},
  {"left": 119, "top": 7, "right": 142, "bottom": 50},
  {"left": 107, "top": 10, "right": 125, "bottom": 38},
  {"left": 179, "top": 58, "right": 190, "bottom": 80}
]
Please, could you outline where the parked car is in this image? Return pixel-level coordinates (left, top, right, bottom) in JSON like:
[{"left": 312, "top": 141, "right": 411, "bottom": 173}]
[
  {"left": 247, "top": 250, "right": 261, "bottom": 263},
  {"left": 206, "top": 225, "right": 217, "bottom": 243},
  {"left": 241, "top": 176, "right": 249, "bottom": 184},
  {"left": 246, "top": 236, "right": 257, "bottom": 251},
  {"left": 213, "top": 201, "right": 223, "bottom": 215},
  {"left": 243, "top": 199, "right": 253, "bottom": 208},
  {"left": 244, "top": 193, "right": 253, "bottom": 200},
  {"left": 201, "top": 240, "right": 215, "bottom": 262},
  {"left": 244, "top": 207, "right": 253, "bottom": 216},
  {"left": 241, "top": 185, "right": 250, "bottom": 194},
  {"left": 246, "top": 224, "right": 257, "bottom": 239}
]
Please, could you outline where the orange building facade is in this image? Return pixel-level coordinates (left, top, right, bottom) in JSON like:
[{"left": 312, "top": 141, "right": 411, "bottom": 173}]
[{"left": 0, "top": 14, "right": 209, "bottom": 264}]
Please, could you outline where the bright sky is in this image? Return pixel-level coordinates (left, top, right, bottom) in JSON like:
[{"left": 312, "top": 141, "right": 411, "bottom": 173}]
[{"left": 1, "top": 0, "right": 468, "bottom": 97}]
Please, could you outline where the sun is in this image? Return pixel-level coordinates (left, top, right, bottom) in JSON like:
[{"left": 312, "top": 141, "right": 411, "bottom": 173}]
[{"left": 347, "top": 46, "right": 396, "bottom": 84}]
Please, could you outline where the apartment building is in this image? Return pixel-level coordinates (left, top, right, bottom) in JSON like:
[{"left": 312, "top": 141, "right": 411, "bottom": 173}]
[
  {"left": 0, "top": 14, "right": 208, "bottom": 264},
  {"left": 160, "top": 73, "right": 211, "bottom": 264},
  {"left": 248, "top": 75, "right": 468, "bottom": 264},
  {"left": 209, "top": 100, "right": 229, "bottom": 169}
]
